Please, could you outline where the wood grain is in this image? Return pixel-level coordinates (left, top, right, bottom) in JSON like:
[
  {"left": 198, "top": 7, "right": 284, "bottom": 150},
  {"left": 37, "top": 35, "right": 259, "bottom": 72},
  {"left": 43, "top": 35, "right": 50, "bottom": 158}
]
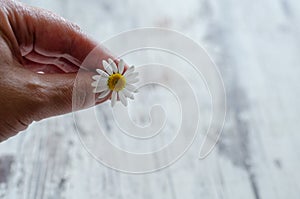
[{"left": 0, "top": 0, "right": 299, "bottom": 198}]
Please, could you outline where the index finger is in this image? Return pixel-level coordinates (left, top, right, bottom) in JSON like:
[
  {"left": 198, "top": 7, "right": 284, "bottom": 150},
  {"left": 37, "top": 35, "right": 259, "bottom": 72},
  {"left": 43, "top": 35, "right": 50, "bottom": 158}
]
[{"left": 4, "top": 0, "right": 119, "bottom": 71}]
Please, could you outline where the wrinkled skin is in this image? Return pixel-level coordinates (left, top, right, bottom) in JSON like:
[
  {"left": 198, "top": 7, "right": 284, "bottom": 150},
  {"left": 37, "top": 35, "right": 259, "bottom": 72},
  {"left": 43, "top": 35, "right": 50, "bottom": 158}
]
[{"left": 0, "top": 0, "right": 115, "bottom": 141}]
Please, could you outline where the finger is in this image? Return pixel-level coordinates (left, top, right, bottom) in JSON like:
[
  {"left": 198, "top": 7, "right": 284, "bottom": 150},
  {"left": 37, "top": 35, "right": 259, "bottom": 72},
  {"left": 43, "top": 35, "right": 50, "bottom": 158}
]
[
  {"left": 25, "top": 51, "right": 79, "bottom": 72},
  {"left": 5, "top": 1, "right": 116, "bottom": 71},
  {"left": 22, "top": 60, "right": 65, "bottom": 74},
  {"left": 35, "top": 71, "right": 110, "bottom": 119}
]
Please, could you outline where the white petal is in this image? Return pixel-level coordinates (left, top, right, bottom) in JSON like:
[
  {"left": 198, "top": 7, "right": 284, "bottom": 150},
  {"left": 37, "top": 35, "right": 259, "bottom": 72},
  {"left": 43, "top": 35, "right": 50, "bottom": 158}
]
[
  {"left": 96, "top": 69, "right": 109, "bottom": 77},
  {"left": 93, "top": 85, "right": 108, "bottom": 93},
  {"left": 92, "top": 75, "right": 100, "bottom": 80},
  {"left": 91, "top": 79, "right": 107, "bottom": 87},
  {"left": 127, "top": 77, "right": 139, "bottom": 84},
  {"left": 118, "top": 59, "right": 125, "bottom": 74},
  {"left": 123, "top": 66, "right": 135, "bottom": 77},
  {"left": 102, "top": 60, "right": 113, "bottom": 75},
  {"left": 111, "top": 91, "right": 117, "bottom": 107},
  {"left": 126, "top": 72, "right": 139, "bottom": 79},
  {"left": 98, "top": 76, "right": 108, "bottom": 81},
  {"left": 99, "top": 78, "right": 108, "bottom": 84},
  {"left": 118, "top": 91, "right": 128, "bottom": 106},
  {"left": 98, "top": 89, "right": 110, "bottom": 99},
  {"left": 126, "top": 84, "right": 138, "bottom": 92},
  {"left": 91, "top": 81, "right": 98, "bottom": 87},
  {"left": 108, "top": 58, "right": 118, "bottom": 73},
  {"left": 123, "top": 88, "right": 134, "bottom": 99}
]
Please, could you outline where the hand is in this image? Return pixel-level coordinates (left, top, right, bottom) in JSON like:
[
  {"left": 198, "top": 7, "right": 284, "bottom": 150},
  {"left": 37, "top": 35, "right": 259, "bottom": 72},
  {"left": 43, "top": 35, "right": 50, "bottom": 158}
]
[{"left": 0, "top": 0, "right": 115, "bottom": 141}]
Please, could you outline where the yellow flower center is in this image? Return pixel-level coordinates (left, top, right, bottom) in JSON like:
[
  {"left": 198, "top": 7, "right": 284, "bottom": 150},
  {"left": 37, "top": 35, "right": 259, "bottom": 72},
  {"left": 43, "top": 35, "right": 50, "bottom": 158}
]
[{"left": 107, "top": 73, "right": 126, "bottom": 91}]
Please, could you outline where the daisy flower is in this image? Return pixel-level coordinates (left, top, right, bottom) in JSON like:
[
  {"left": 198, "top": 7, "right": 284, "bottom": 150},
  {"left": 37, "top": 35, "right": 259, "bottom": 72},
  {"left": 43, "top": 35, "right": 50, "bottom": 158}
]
[{"left": 91, "top": 58, "right": 139, "bottom": 107}]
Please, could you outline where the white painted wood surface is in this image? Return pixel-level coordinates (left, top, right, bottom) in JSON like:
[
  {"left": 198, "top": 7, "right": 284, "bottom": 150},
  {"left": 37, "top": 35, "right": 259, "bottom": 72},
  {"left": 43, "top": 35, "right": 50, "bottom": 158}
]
[{"left": 0, "top": 0, "right": 299, "bottom": 198}]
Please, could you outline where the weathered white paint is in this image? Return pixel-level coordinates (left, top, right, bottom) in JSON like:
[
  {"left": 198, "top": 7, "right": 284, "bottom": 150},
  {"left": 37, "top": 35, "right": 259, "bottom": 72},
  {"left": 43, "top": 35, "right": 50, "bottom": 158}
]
[{"left": 0, "top": 0, "right": 299, "bottom": 198}]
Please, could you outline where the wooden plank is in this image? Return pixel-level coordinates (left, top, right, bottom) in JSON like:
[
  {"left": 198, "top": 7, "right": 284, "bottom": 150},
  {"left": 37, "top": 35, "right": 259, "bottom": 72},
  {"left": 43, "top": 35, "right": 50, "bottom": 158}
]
[{"left": 0, "top": 0, "right": 299, "bottom": 198}]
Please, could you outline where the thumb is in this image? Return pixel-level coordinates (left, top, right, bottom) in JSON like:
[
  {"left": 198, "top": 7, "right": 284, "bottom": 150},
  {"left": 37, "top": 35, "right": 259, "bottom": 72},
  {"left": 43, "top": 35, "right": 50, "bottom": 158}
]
[{"left": 35, "top": 71, "right": 104, "bottom": 120}]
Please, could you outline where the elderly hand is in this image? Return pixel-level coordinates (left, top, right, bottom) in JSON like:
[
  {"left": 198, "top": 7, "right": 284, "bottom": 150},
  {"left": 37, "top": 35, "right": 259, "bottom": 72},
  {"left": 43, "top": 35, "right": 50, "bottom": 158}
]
[{"left": 0, "top": 0, "right": 115, "bottom": 141}]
